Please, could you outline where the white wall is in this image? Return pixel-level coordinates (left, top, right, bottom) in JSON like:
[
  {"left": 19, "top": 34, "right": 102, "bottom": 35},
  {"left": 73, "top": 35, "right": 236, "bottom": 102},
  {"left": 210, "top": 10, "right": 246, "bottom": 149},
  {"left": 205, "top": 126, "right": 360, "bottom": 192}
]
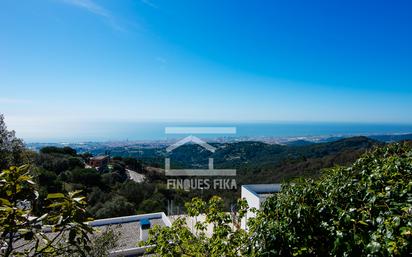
[
  {"left": 240, "top": 184, "right": 281, "bottom": 230},
  {"left": 240, "top": 186, "right": 261, "bottom": 230}
]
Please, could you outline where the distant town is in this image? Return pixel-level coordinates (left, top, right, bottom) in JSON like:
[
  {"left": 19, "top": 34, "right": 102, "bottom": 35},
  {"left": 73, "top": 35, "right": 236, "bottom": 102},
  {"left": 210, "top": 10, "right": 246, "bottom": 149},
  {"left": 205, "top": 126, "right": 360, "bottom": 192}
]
[{"left": 26, "top": 132, "right": 412, "bottom": 155}]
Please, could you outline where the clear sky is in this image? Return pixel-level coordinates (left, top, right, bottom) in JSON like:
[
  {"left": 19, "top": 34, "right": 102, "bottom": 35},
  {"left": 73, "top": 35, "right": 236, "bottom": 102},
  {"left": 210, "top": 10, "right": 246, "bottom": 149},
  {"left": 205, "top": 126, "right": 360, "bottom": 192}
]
[{"left": 0, "top": 0, "right": 412, "bottom": 140}]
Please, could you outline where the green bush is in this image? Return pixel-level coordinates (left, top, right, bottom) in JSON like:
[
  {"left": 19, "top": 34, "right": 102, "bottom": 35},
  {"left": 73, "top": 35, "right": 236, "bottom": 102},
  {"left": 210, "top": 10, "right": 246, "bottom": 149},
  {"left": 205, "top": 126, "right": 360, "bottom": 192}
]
[
  {"left": 144, "top": 196, "right": 249, "bottom": 256},
  {"left": 69, "top": 168, "right": 102, "bottom": 186},
  {"left": 94, "top": 195, "right": 135, "bottom": 218},
  {"left": 249, "top": 143, "right": 412, "bottom": 256}
]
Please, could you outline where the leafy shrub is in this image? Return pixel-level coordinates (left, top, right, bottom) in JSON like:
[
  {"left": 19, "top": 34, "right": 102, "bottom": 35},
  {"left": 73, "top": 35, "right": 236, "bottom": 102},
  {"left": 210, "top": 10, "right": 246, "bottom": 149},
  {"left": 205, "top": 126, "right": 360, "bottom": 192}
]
[
  {"left": 249, "top": 143, "right": 412, "bottom": 256},
  {"left": 144, "top": 196, "right": 249, "bottom": 256},
  {"left": 0, "top": 165, "right": 93, "bottom": 256}
]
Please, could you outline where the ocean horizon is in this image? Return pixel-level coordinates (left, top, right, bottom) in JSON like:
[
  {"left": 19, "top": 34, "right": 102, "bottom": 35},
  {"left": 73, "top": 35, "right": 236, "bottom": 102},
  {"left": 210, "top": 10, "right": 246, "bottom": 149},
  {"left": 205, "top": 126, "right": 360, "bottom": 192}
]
[{"left": 23, "top": 122, "right": 412, "bottom": 143}]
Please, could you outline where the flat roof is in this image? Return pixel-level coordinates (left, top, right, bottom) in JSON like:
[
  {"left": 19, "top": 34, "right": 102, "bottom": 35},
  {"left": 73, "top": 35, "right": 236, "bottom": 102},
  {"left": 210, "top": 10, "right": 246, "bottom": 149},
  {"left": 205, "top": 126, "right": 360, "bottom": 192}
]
[
  {"left": 93, "top": 217, "right": 165, "bottom": 251},
  {"left": 13, "top": 212, "right": 171, "bottom": 256},
  {"left": 242, "top": 184, "right": 281, "bottom": 195}
]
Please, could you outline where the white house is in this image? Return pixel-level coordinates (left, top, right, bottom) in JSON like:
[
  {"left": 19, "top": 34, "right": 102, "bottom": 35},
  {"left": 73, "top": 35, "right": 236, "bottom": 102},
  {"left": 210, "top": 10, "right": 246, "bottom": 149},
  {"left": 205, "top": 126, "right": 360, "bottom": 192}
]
[{"left": 241, "top": 184, "right": 281, "bottom": 230}]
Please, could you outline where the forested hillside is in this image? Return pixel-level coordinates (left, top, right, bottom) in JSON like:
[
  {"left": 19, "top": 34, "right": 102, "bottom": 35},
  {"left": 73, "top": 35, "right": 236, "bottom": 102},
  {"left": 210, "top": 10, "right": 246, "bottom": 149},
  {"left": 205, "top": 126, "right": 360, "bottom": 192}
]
[
  {"left": 0, "top": 114, "right": 402, "bottom": 219},
  {"left": 152, "top": 136, "right": 382, "bottom": 183}
]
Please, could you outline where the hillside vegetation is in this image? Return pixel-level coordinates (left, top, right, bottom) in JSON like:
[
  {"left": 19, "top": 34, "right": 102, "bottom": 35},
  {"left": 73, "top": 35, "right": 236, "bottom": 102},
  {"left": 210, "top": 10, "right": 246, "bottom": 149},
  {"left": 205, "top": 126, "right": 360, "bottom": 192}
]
[
  {"left": 31, "top": 136, "right": 382, "bottom": 218},
  {"left": 249, "top": 142, "right": 412, "bottom": 256},
  {"left": 0, "top": 114, "right": 398, "bottom": 219},
  {"left": 163, "top": 136, "right": 381, "bottom": 183},
  {"left": 145, "top": 143, "right": 412, "bottom": 256}
]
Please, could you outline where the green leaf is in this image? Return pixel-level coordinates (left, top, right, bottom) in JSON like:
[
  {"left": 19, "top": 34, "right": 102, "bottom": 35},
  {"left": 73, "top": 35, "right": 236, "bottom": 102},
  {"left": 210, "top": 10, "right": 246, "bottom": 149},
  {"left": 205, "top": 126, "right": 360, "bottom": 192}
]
[
  {"left": 400, "top": 227, "right": 412, "bottom": 236},
  {"left": 0, "top": 198, "right": 11, "bottom": 206},
  {"left": 47, "top": 193, "right": 65, "bottom": 199}
]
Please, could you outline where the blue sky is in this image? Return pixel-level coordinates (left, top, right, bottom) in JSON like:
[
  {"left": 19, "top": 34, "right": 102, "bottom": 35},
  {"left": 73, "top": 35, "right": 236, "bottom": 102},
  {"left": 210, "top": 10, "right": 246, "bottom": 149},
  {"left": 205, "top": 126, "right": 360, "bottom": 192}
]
[{"left": 0, "top": 0, "right": 412, "bottom": 140}]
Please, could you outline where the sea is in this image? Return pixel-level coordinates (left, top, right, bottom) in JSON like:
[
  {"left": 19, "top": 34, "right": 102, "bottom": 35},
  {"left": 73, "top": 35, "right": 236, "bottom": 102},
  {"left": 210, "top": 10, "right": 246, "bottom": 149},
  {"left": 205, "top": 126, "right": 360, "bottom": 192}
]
[{"left": 26, "top": 122, "right": 412, "bottom": 143}]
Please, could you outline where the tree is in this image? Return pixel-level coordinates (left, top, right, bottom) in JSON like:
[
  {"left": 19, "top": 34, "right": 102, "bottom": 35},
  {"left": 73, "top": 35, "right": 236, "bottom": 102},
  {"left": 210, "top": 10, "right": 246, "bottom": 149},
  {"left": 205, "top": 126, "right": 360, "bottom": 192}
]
[
  {"left": 138, "top": 199, "right": 163, "bottom": 214},
  {"left": 40, "top": 147, "right": 77, "bottom": 157},
  {"left": 117, "top": 181, "right": 154, "bottom": 207},
  {"left": 37, "top": 148, "right": 83, "bottom": 174},
  {"left": 67, "top": 227, "right": 120, "bottom": 257},
  {"left": 68, "top": 168, "right": 102, "bottom": 187},
  {"left": 143, "top": 196, "right": 249, "bottom": 256},
  {"left": 110, "top": 161, "right": 128, "bottom": 182},
  {"left": 0, "top": 165, "right": 93, "bottom": 256},
  {"left": 0, "top": 114, "right": 25, "bottom": 170},
  {"left": 123, "top": 157, "right": 143, "bottom": 172},
  {"left": 249, "top": 143, "right": 412, "bottom": 256},
  {"left": 94, "top": 195, "right": 135, "bottom": 219}
]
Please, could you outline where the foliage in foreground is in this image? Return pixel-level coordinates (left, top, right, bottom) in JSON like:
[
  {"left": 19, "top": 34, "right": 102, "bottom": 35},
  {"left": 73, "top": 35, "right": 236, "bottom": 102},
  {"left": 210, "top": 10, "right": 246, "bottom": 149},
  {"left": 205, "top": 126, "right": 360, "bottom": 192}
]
[
  {"left": 0, "top": 165, "right": 93, "bottom": 257},
  {"left": 249, "top": 143, "right": 412, "bottom": 256},
  {"left": 144, "top": 143, "right": 412, "bottom": 256},
  {"left": 143, "top": 196, "right": 249, "bottom": 257}
]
